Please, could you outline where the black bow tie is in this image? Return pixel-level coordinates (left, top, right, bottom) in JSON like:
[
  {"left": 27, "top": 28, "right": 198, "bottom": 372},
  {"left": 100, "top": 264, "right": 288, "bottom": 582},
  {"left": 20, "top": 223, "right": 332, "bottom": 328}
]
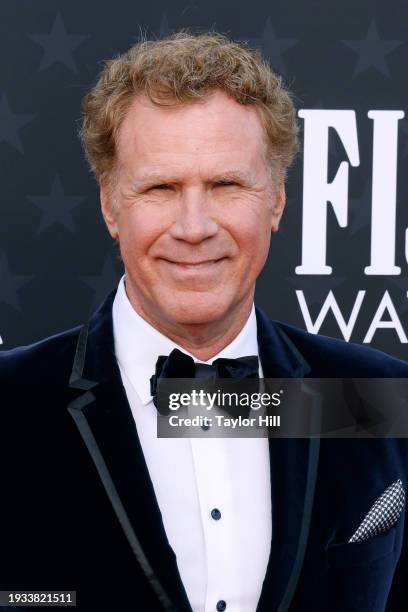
[{"left": 150, "top": 348, "right": 259, "bottom": 416}]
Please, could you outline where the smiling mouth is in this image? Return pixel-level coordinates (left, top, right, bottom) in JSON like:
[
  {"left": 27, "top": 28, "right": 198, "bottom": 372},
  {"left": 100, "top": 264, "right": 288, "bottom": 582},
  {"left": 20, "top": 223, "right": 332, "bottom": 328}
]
[{"left": 160, "top": 257, "right": 226, "bottom": 269}]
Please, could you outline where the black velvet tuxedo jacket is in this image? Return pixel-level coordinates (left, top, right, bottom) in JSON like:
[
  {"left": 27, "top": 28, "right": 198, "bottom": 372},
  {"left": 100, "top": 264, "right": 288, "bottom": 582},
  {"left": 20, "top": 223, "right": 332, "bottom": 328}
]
[{"left": 1, "top": 289, "right": 408, "bottom": 612}]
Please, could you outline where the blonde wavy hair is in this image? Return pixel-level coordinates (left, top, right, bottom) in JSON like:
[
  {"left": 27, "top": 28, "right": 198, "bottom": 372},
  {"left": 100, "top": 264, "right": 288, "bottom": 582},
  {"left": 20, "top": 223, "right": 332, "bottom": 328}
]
[{"left": 79, "top": 31, "right": 299, "bottom": 209}]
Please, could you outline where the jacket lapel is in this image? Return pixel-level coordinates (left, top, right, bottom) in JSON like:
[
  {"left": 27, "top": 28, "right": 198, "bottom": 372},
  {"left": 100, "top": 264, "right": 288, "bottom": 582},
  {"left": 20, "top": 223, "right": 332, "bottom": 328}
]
[
  {"left": 67, "top": 290, "right": 191, "bottom": 612},
  {"left": 255, "top": 307, "right": 320, "bottom": 612}
]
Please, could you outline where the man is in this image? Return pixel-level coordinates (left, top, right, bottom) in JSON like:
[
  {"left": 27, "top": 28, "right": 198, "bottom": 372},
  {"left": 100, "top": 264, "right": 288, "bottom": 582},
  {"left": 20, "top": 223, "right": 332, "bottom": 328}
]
[{"left": 0, "top": 31, "right": 407, "bottom": 612}]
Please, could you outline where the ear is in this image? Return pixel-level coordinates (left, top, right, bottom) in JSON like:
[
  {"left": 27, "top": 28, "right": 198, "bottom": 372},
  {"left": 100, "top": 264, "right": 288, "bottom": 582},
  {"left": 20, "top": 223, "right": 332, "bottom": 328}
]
[
  {"left": 271, "top": 182, "right": 286, "bottom": 232},
  {"left": 100, "top": 173, "right": 119, "bottom": 239}
]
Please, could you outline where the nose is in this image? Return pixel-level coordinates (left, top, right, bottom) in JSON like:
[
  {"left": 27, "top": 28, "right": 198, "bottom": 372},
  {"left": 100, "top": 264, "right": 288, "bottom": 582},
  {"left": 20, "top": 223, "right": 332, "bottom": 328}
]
[{"left": 169, "top": 186, "right": 218, "bottom": 244}]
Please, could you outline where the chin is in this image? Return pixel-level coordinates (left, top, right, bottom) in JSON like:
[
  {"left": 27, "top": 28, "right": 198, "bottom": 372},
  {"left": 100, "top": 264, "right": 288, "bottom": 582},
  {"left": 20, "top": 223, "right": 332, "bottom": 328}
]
[{"left": 161, "top": 294, "right": 231, "bottom": 326}]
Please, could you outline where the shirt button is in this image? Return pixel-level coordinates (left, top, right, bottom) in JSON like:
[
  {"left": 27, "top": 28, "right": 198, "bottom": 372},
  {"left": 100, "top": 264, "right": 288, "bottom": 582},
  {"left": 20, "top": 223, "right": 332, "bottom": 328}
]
[
  {"left": 216, "top": 601, "right": 227, "bottom": 611},
  {"left": 201, "top": 423, "right": 210, "bottom": 431},
  {"left": 211, "top": 508, "right": 221, "bottom": 520}
]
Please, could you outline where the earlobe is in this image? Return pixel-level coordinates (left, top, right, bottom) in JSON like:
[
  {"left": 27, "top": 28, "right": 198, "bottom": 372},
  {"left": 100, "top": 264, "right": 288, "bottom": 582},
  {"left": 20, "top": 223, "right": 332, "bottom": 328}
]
[
  {"left": 271, "top": 184, "right": 286, "bottom": 233},
  {"left": 100, "top": 174, "right": 119, "bottom": 239}
]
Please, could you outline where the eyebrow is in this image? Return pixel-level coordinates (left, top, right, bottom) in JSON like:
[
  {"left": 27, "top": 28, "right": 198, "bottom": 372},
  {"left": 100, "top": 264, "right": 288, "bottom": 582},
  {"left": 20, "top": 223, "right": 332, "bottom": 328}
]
[
  {"left": 210, "top": 170, "right": 256, "bottom": 186},
  {"left": 128, "top": 169, "right": 257, "bottom": 192}
]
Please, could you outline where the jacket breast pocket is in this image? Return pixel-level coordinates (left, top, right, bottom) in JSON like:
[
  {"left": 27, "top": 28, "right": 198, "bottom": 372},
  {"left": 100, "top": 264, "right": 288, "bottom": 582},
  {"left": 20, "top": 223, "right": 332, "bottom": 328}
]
[
  {"left": 322, "top": 526, "right": 403, "bottom": 612},
  {"left": 326, "top": 527, "right": 397, "bottom": 568}
]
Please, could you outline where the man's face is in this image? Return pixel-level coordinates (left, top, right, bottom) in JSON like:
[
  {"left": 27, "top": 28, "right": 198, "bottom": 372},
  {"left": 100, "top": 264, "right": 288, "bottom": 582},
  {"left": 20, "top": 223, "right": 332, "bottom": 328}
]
[{"left": 100, "top": 90, "right": 285, "bottom": 328}]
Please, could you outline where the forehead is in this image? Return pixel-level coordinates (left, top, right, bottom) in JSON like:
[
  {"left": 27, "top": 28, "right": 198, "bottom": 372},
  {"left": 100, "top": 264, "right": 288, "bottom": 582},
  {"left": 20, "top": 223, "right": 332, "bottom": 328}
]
[{"left": 115, "top": 91, "right": 268, "bottom": 176}]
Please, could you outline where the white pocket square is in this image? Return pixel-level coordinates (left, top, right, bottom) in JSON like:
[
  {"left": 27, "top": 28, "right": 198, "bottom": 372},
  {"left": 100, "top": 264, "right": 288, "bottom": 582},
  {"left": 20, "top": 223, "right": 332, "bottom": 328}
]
[{"left": 348, "top": 479, "right": 405, "bottom": 543}]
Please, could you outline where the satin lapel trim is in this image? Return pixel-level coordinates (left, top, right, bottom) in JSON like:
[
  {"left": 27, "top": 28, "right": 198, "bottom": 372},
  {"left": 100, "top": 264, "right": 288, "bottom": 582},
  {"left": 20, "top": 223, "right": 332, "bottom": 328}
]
[
  {"left": 255, "top": 307, "right": 320, "bottom": 612},
  {"left": 67, "top": 320, "right": 183, "bottom": 612}
]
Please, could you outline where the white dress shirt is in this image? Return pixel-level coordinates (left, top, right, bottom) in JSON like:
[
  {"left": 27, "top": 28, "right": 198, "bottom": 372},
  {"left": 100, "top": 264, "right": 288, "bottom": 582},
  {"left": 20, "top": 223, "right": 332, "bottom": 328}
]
[{"left": 112, "top": 275, "right": 272, "bottom": 612}]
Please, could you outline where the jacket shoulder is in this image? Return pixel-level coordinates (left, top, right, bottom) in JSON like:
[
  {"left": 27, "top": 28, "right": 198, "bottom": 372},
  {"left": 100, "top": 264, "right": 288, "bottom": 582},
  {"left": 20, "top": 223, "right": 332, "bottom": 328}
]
[
  {"left": 0, "top": 324, "right": 81, "bottom": 385},
  {"left": 274, "top": 319, "right": 408, "bottom": 376}
]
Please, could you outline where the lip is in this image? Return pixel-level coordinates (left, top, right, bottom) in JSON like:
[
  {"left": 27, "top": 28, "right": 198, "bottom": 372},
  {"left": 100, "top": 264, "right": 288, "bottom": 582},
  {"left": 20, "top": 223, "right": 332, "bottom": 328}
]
[
  {"left": 160, "top": 257, "right": 226, "bottom": 268},
  {"left": 158, "top": 257, "right": 228, "bottom": 277}
]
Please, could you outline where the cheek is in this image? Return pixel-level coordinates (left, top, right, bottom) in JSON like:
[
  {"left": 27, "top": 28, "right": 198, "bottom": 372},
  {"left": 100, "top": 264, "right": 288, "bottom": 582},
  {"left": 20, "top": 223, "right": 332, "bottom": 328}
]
[
  {"left": 117, "top": 207, "right": 167, "bottom": 257},
  {"left": 227, "top": 212, "right": 271, "bottom": 261}
]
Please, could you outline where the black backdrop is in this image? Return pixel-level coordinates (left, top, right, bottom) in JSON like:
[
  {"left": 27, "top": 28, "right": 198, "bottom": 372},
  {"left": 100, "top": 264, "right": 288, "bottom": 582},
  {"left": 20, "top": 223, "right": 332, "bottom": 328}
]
[{"left": 1, "top": 0, "right": 407, "bottom": 360}]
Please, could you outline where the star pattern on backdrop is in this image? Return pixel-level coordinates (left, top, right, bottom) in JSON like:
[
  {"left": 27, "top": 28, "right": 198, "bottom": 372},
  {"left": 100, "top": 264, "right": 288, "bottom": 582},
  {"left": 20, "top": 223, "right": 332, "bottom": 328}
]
[
  {"left": 342, "top": 20, "right": 403, "bottom": 78},
  {"left": 0, "top": 5, "right": 406, "bottom": 360},
  {"left": 27, "top": 176, "right": 86, "bottom": 233},
  {"left": 245, "top": 17, "right": 297, "bottom": 76},
  {"left": 0, "top": 94, "right": 34, "bottom": 154},
  {"left": 80, "top": 255, "right": 122, "bottom": 313},
  {"left": 28, "top": 12, "right": 88, "bottom": 72},
  {"left": 0, "top": 255, "right": 33, "bottom": 313}
]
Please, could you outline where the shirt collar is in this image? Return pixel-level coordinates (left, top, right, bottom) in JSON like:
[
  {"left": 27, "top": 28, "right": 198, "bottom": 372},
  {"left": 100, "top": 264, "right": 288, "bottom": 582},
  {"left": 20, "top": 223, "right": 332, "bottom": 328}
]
[{"left": 112, "top": 274, "right": 262, "bottom": 405}]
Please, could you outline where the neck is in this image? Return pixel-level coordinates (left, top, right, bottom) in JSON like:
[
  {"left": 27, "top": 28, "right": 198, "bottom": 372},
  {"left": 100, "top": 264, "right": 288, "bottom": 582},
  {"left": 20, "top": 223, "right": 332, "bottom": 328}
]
[{"left": 124, "top": 285, "right": 254, "bottom": 362}]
